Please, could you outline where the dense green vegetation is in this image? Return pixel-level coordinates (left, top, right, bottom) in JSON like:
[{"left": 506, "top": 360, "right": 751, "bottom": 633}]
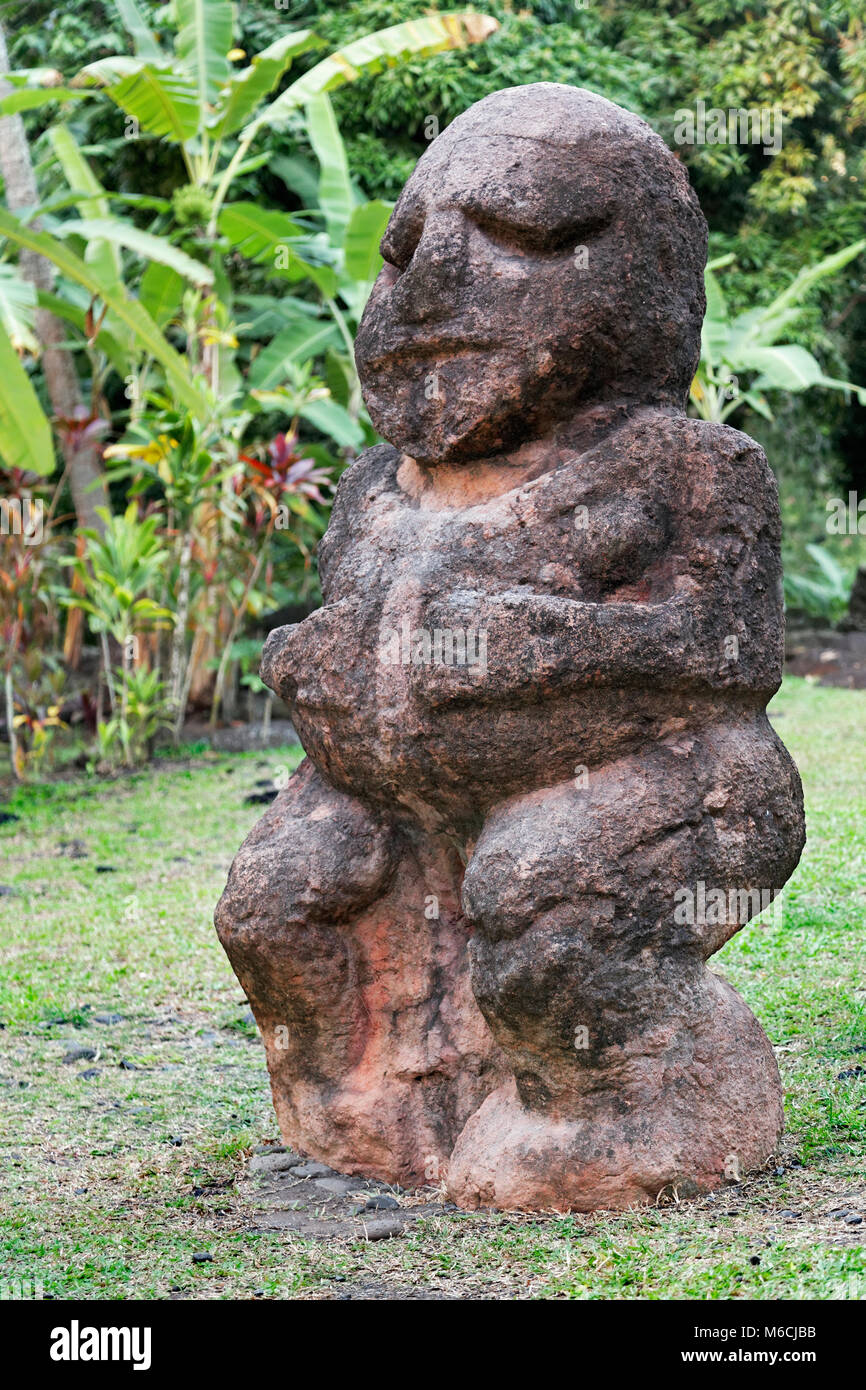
[{"left": 12, "top": 0, "right": 865, "bottom": 481}]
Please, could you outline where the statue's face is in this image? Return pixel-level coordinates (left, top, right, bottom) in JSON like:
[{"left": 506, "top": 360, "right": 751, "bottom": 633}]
[
  {"left": 356, "top": 132, "right": 634, "bottom": 466},
  {"left": 354, "top": 87, "right": 705, "bottom": 467}
]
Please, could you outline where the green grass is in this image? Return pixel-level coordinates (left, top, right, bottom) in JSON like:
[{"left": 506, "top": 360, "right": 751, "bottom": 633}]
[{"left": 1, "top": 679, "right": 865, "bottom": 1300}]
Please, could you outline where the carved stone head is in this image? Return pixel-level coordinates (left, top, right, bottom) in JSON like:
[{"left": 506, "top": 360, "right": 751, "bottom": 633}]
[{"left": 355, "top": 82, "right": 707, "bottom": 467}]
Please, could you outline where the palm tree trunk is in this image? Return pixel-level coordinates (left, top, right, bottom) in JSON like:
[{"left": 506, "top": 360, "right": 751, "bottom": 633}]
[{"left": 0, "top": 22, "right": 107, "bottom": 533}]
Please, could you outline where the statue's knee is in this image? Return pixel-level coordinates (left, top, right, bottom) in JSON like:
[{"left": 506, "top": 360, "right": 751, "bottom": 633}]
[
  {"left": 462, "top": 774, "right": 705, "bottom": 1061},
  {"left": 462, "top": 782, "right": 587, "bottom": 944},
  {"left": 215, "top": 760, "right": 396, "bottom": 951}
]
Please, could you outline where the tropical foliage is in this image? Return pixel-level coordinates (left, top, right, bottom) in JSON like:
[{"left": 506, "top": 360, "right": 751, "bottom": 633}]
[
  {"left": 0, "top": 1, "right": 497, "bottom": 773},
  {"left": 693, "top": 243, "right": 866, "bottom": 424},
  {"left": 2, "top": 0, "right": 865, "bottom": 777}
]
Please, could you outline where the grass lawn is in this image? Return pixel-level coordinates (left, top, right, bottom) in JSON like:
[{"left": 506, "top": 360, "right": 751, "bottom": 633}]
[{"left": 1, "top": 676, "right": 865, "bottom": 1301}]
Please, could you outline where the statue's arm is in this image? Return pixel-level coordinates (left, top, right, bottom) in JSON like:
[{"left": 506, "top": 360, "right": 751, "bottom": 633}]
[
  {"left": 415, "top": 424, "right": 784, "bottom": 706},
  {"left": 414, "top": 587, "right": 705, "bottom": 706}
]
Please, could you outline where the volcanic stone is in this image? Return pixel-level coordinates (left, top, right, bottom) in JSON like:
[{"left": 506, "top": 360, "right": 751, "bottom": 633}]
[{"left": 216, "top": 83, "right": 806, "bottom": 1212}]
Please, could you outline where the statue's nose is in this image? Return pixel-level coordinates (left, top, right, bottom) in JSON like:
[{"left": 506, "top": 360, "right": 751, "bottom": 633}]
[{"left": 391, "top": 210, "right": 469, "bottom": 326}]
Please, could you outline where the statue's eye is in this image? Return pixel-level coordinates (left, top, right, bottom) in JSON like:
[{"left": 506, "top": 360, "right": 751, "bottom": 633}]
[
  {"left": 381, "top": 239, "right": 416, "bottom": 274},
  {"left": 470, "top": 210, "right": 612, "bottom": 256}
]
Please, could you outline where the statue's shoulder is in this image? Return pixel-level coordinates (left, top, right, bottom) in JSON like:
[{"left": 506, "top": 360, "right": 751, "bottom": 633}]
[
  {"left": 318, "top": 443, "right": 402, "bottom": 586},
  {"left": 596, "top": 408, "right": 769, "bottom": 466},
  {"left": 589, "top": 410, "right": 778, "bottom": 523},
  {"left": 670, "top": 415, "right": 779, "bottom": 527},
  {"left": 331, "top": 441, "right": 402, "bottom": 515}
]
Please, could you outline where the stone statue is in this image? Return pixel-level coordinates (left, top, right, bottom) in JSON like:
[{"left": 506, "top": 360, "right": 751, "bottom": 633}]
[{"left": 216, "top": 83, "right": 806, "bottom": 1211}]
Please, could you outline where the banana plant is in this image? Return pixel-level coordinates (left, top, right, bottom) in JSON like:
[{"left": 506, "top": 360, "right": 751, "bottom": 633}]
[
  {"left": 218, "top": 93, "right": 390, "bottom": 431},
  {"left": 46, "top": 3, "right": 496, "bottom": 237},
  {"left": 0, "top": 206, "right": 210, "bottom": 417},
  {"left": 0, "top": 3, "right": 498, "bottom": 466},
  {"left": 0, "top": 316, "right": 54, "bottom": 472},
  {"left": 0, "top": 262, "right": 54, "bottom": 471},
  {"left": 783, "top": 542, "right": 853, "bottom": 621},
  {"left": 691, "top": 242, "right": 866, "bottom": 423}
]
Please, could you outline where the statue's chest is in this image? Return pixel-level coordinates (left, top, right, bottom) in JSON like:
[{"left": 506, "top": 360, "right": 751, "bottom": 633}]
[{"left": 350, "top": 488, "right": 574, "bottom": 600}]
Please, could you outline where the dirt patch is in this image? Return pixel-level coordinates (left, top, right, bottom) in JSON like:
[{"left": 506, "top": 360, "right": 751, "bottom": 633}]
[{"left": 786, "top": 628, "right": 866, "bottom": 689}]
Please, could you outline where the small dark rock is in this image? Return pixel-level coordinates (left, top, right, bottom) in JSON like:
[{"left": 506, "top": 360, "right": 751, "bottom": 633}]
[
  {"left": 249, "top": 1152, "right": 296, "bottom": 1175},
  {"left": 73, "top": 1188, "right": 87, "bottom": 1195},
  {"left": 95, "top": 865, "right": 117, "bottom": 874},
  {"left": 779, "top": 1209, "right": 801, "bottom": 1219},
  {"left": 79, "top": 1069, "right": 100, "bottom": 1080},
  {"left": 168, "top": 1136, "right": 183, "bottom": 1146},
  {"left": 118, "top": 1059, "right": 138, "bottom": 1071},
  {"left": 774, "top": 1166, "right": 785, "bottom": 1176},
  {"left": 0, "top": 811, "right": 20, "bottom": 825},
  {"left": 364, "top": 1194, "right": 401, "bottom": 1211},
  {"left": 361, "top": 1215, "right": 404, "bottom": 1241},
  {"left": 192, "top": 1251, "right": 213, "bottom": 1264},
  {"left": 844, "top": 1213, "right": 863, "bottom": 1226},
  {"left": 0, "top": 885, "right": 18, "bottom": 897},
  {"left": 62, "top": 1046, "right": 96, "bottom": 1065},
  {"left": 749, "top": 1255, "right": 761, "bottom": 1266},
  {"left": 93, "top": 1013, "right": 122, "bottom": 1025},
  {"left": 57, "top": 839, "right": 88, "bottom": 859},
  {"left": 837, "top": 1067, "right": 866, "bottom": 1081},
  {"left": 243, "top": 790, "right": 278, "bottom": 805},
  {"left": 289, "top": 1161, "right": 334, "bottom": 1179}
]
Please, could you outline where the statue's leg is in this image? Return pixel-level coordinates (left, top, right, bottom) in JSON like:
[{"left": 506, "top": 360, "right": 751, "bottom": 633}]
[
  {"left": 215, "top": 758, "right": 502, "bottom": 1185},
  {"left": 447, "top": 717, "right": 805, "bottom": 1211}
]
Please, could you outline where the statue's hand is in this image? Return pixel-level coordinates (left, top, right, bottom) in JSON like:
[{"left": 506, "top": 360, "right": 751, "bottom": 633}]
[
  {"left": 411, "top": 587, "right": 695, "bottom": 708},
  {"left": 260, "top": 599, "right": 355, "bottom": 707}
]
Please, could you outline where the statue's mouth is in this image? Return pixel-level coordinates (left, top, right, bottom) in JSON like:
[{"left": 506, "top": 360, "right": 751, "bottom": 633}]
[{"left": 362, "top": 336, "right": 495, "bottom": 372}]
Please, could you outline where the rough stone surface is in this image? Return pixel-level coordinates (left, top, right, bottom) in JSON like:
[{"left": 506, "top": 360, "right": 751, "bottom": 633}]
[{"left": 216, "top": 83, "right": 806, "bottom": 1211}]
